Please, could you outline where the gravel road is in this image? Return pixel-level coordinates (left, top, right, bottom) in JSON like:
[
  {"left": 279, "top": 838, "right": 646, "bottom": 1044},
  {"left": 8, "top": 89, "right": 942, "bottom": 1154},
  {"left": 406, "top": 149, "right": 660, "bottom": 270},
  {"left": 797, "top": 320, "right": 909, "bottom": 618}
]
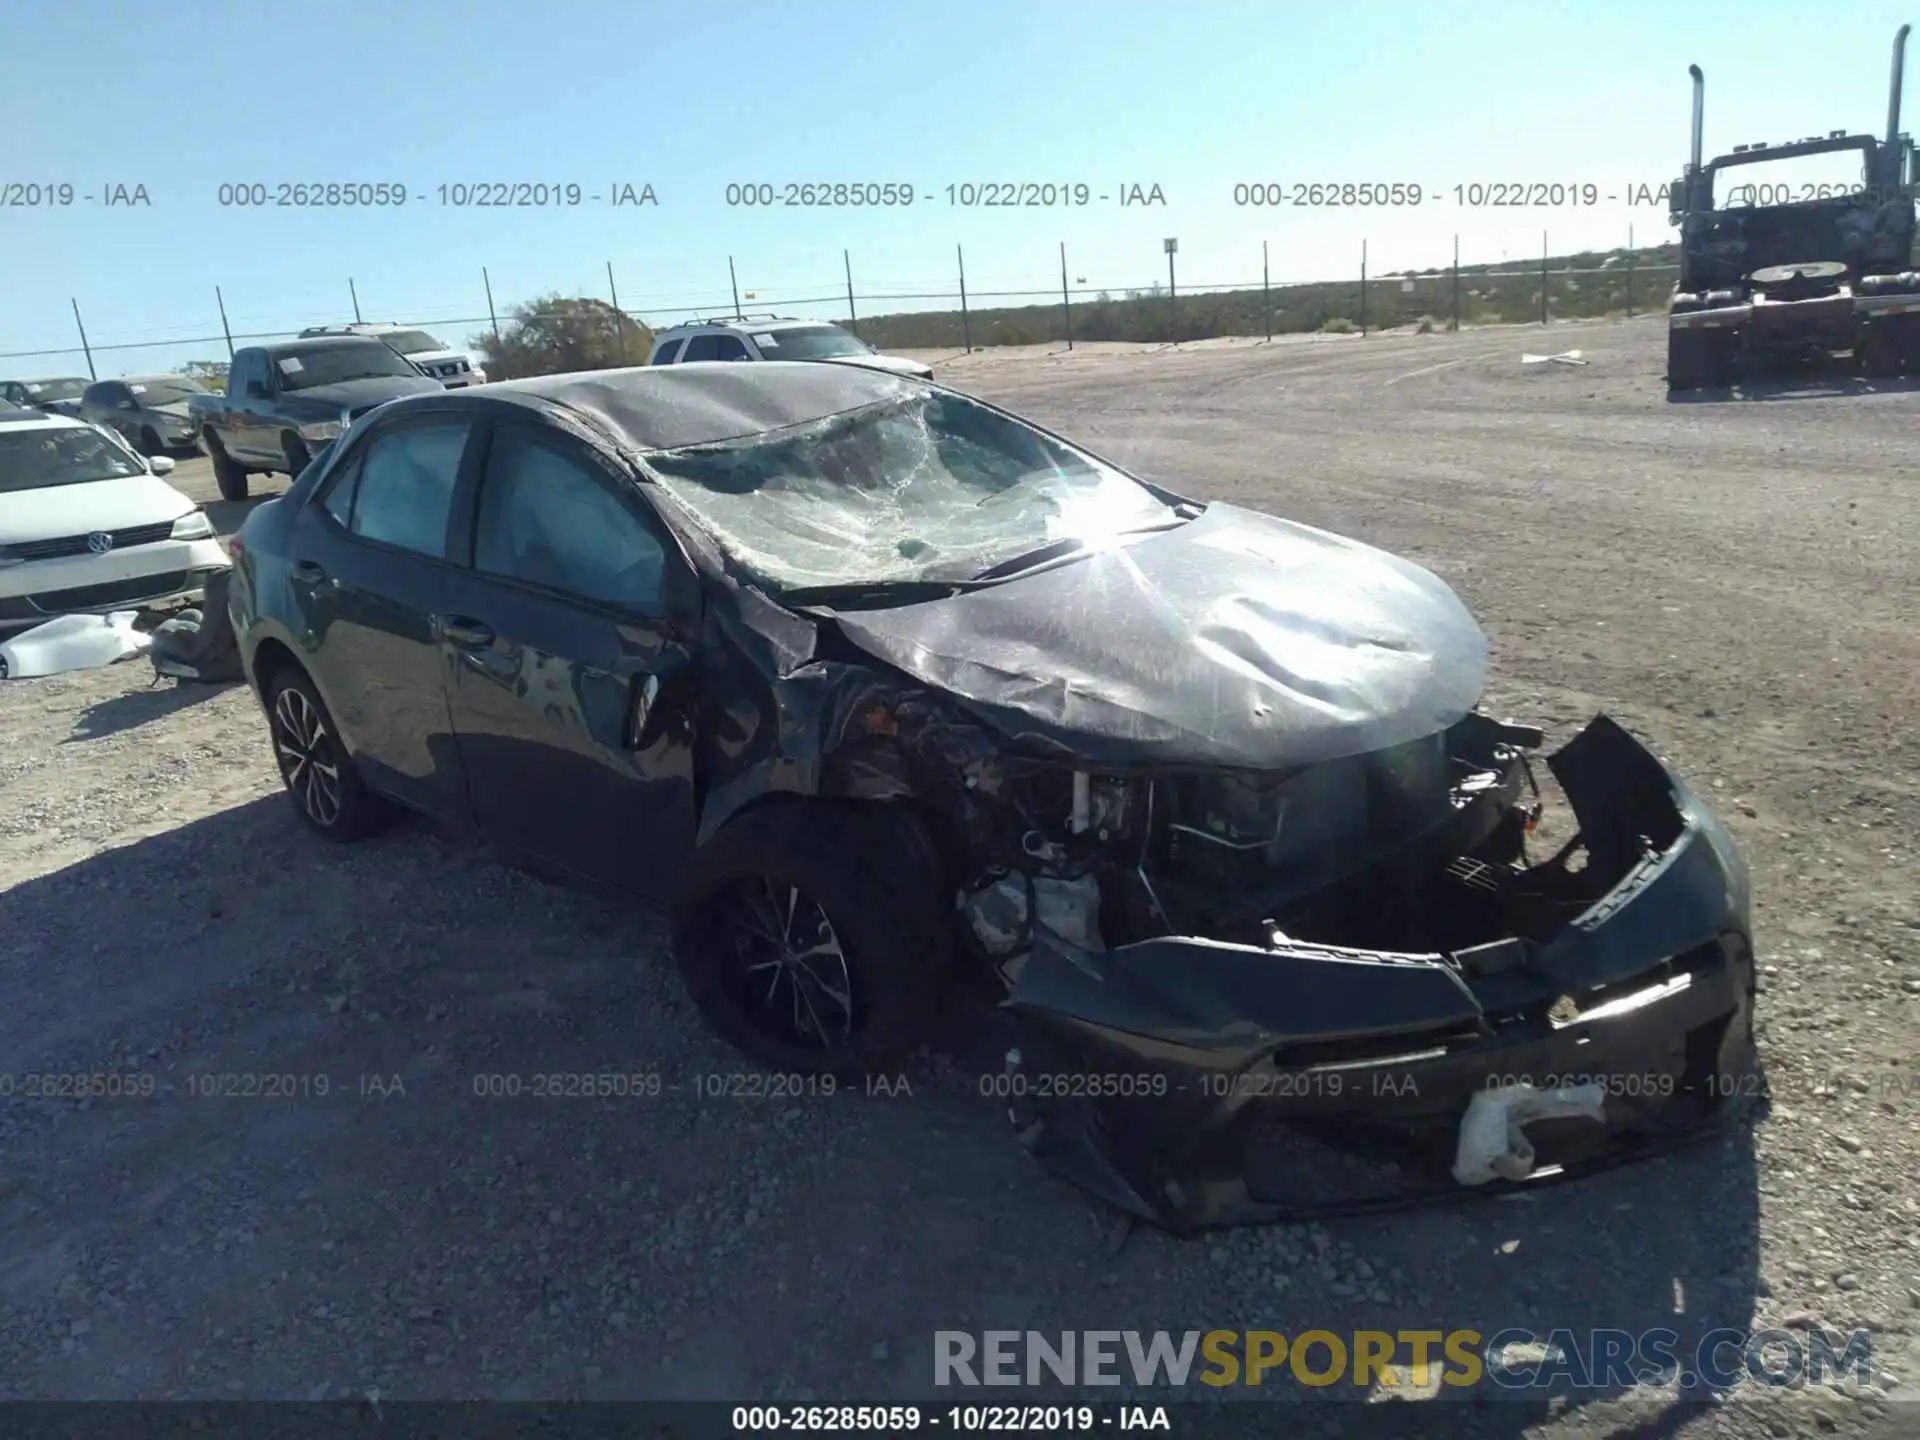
[{"left": 1, "top": 319, "right": 1915, "bottom": 1436}]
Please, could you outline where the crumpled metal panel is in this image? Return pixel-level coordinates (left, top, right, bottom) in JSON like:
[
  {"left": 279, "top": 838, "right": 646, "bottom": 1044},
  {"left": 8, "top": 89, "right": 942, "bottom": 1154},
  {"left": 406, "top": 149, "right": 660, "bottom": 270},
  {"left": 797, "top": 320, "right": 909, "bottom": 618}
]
[{"left": 829, "top": 502, "right": 1490, "bottom": 768}]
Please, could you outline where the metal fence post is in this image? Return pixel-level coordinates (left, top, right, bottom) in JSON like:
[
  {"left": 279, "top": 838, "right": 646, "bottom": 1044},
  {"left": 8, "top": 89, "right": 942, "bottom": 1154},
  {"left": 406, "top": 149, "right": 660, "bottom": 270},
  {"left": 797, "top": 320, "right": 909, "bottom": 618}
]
[
  {"left": 844, "top": 250, "right": 858, "bottom": 336},
  {"left": 1166, "top": 240, "right": 1178, "bottom": 344},
  {"left": 216, "top": 286, "right": 235, "bottom": 359},
  {"left": 1263, "top": 240, "right": 1271, "bottom": 341},
  {"left": 1360, "top": 240, "right": 1368, "bottom": 336},
  {"left": 71, "top": 300, "right": 96, "bottom": 379},
  {"left": 1626, "top": 224, "right": 1635, "bottom": 318},
  {"left": 350, "top": 278, "right": 363, "bottom": 323},
  {"left": 1060, "top": 242, "right": 1073, "bottom": 350},
  {"left": 1540, "top": 232, "right": 1549, "bottom": 325},
  {"left": 483, "top": 267, "right": 501, "bottom": 349},
  {"left": 729, "top": 257, "right": 742, "bottom": 318},
  {"left": 608, "top": 261, "right": 627, "bottom": 363},
  {"left": 957, "top": 244, "right": 972, "bottom": 353},
  {"left": 1452, "top": 234, "right": 1461, "bottom": 331}
]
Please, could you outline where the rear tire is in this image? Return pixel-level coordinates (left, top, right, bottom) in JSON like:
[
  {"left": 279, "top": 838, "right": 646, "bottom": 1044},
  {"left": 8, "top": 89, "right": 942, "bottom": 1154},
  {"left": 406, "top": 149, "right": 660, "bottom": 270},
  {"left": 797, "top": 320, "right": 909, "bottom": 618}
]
[
  {"left": 672, "top": 802, "right": 951, "bottom": 1078},
  {"left": 282, "top": 434, "right": 313, "bottom": 479},
  {"left": 208, "top": 435, "right": 249, "bottom": 501},
  {"left": 264, "top": 667, "right": 389, "bottom": 842}
]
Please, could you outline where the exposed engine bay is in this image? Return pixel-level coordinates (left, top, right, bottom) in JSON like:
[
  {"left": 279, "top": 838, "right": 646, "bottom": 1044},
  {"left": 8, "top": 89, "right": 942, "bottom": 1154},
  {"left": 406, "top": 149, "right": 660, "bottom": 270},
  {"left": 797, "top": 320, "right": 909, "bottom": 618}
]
[{"left": 907, "top": 708, "right": 1590, "bottom": 980}]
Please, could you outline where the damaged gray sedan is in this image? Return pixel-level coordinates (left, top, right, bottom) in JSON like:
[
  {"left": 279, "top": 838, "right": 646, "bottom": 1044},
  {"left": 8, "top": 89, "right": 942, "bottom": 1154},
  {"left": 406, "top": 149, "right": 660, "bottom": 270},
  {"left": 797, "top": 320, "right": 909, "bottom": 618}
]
[{"left": 229, "top": 361, "right": 1757, "bottom": 1232}]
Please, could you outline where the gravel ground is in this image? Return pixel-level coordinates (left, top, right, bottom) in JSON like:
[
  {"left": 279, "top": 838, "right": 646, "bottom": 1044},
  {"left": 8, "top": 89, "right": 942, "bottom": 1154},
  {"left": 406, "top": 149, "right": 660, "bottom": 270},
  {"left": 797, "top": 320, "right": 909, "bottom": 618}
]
[{"left": 1, "top": 317, "right": 1916, "bottom": 1436}]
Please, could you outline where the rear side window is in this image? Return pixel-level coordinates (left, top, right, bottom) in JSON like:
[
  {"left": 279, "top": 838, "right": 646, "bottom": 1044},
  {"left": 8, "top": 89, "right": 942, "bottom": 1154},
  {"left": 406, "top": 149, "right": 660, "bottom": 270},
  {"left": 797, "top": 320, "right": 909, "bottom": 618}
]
[
  {"left": 651, "top": 339, "right": 684, "bottom": 365},
  {"left": 345, "top": 420, "right": 471, "bottom": 559},
  {"left": 679, "top": 334, "right": 723, "bottom": 362},
  {"left": 473, "top": 426, "right": 669, "bottom": 609}
]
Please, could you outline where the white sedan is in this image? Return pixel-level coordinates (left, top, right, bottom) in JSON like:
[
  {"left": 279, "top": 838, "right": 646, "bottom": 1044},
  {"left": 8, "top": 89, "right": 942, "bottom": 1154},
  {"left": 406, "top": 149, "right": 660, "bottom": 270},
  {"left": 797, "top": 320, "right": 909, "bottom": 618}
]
[{"left": 0, "top": 409, "right": 230, "bottom": 634}]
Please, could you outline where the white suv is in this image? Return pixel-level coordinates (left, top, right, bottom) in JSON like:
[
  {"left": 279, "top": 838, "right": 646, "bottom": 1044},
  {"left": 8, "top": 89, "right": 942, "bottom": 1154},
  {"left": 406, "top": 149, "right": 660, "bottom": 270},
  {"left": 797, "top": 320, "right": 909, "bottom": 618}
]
[
  {"left": 298, "top": 324, "right": 488, "bottom": 387},
  {"left": 0, "top": 410, "right": 229, "bottom": 633},
  {"left": 647, "top": 316, "right": 933, "bottom": 379}
]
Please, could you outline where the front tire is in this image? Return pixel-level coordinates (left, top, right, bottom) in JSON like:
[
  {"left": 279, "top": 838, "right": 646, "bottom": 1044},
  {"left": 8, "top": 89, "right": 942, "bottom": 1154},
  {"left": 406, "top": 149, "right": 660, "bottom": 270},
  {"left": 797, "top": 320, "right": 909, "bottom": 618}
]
[
  {"left": 138, "top": 426, "right": 163, "bottom": 457},
  {"left": 283, "top": 434, "right": 313, "bottom": 478},
  {"left": 207, "top": 434, "right": 249, "bottom": 501},
  {"left": 264, "top": 667, "right": 388, "bottom": 841},
  {"left": 672, "top": 802, "right": 951, "bottom": 1077}
]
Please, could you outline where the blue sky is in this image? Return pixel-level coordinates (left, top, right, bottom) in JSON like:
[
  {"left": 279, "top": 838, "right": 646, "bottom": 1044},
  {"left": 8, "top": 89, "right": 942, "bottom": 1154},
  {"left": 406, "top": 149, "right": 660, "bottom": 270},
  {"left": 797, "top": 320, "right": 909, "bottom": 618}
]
[{"left": 3, "top": 0, "right": 1914, "bottom": 376}]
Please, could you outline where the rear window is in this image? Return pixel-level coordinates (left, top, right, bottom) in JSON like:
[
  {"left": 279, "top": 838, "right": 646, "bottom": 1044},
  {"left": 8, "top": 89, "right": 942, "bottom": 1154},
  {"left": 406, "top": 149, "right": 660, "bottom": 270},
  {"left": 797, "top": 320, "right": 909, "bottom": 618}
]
[{"left": 0, "top": 423, "right": 148, "bottom": 493}]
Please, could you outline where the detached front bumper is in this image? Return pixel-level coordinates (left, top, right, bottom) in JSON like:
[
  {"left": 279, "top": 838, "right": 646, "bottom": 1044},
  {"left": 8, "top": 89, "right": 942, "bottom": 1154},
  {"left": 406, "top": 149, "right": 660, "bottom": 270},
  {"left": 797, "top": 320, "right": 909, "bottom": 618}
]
[{"left": 1004, "top": 715, "right": 1757, "bottom": 1232}]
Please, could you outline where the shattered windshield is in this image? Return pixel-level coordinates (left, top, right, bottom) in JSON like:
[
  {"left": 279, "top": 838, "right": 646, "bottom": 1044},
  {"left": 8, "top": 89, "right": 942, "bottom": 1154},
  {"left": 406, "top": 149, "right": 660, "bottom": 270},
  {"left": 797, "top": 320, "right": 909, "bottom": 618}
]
[{"left": 644, "top": 391, "right": 1180, "bottom": 591}]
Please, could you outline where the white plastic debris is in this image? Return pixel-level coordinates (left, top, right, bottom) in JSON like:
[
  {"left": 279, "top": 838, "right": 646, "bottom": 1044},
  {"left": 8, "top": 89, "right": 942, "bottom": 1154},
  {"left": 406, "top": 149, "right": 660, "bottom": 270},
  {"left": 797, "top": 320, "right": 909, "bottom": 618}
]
[
  {"left": 1521, "top": 349, "right": 1588, "bottom": 366},
  {"left": 0, "top": 610, "right": 152, "bottom": 679},
  {"left": 1451, "top": 1082, "right": 1606, "bottom": 1185}
]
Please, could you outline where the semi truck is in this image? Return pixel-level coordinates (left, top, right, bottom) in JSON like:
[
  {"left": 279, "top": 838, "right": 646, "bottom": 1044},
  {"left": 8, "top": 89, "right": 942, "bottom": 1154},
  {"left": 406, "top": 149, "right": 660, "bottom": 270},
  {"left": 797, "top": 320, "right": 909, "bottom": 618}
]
[{"left": 1667, "top": 25, "right": 1920, "bottom": 390}]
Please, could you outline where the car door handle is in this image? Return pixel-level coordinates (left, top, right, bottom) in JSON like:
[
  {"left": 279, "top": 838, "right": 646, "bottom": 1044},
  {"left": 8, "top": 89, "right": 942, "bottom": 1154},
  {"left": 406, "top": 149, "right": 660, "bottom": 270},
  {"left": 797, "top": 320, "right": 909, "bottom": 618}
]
[
  {"left": 440, "top": 616, "right": 495, "bottom": 648},
  {"left": 291, "top": 560, "right": 328, "bottom": 583}
]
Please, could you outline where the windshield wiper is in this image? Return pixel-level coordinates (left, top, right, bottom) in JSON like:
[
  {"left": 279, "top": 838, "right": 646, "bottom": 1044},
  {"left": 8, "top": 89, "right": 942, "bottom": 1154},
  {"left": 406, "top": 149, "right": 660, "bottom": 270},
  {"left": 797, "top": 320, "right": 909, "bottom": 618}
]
[
  {"left": 967, "top": 519, "right": 1190, "bottom": 584},
  {"left": 781, "top": 578, "right": 989, "bottom": 609}
]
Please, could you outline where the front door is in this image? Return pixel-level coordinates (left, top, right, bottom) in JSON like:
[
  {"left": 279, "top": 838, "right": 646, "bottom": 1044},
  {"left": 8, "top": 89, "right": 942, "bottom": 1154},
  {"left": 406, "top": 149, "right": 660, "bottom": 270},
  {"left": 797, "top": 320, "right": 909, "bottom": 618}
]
[
  {"left": 292, "top": 411, "right": 480, "bottom": 820},
  {"left": 440, "top": 418, "right": 698, "bottom": 894}
]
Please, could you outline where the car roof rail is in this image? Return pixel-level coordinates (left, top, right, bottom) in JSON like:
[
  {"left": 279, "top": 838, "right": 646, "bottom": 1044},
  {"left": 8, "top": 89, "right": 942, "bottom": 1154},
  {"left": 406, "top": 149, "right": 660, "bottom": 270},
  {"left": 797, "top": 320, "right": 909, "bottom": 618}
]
[{"left": 683, "top": 312, "right": 790, "bottom": 326}]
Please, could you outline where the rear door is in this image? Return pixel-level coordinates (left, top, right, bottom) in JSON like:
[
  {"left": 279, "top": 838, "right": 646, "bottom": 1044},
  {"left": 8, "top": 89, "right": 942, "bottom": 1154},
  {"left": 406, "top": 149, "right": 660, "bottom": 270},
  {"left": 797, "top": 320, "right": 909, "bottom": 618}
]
[
  {"left": 290, "top": 408, "right": 482, "bottom": 821},
  {"left": 438, "top": 415, "right": 699, "bottom": 895}
]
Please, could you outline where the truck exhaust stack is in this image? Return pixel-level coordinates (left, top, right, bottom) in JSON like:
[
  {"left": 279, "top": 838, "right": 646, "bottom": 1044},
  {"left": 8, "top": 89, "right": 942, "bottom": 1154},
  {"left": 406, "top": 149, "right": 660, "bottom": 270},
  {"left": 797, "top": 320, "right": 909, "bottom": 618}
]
[
  {"left": 1888, "top": 24, "right": 1911, "bottom": 147},
  {"left": 1689, "top": 64, "right": 1705, "bottom": 171}
]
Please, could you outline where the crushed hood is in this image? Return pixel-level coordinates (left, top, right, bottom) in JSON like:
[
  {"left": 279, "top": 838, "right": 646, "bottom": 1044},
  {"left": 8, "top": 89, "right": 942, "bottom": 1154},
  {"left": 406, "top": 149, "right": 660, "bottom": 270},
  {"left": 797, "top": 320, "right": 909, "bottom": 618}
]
[{"left": 831, "top": 502, "right": 1489, "bottom": 768}]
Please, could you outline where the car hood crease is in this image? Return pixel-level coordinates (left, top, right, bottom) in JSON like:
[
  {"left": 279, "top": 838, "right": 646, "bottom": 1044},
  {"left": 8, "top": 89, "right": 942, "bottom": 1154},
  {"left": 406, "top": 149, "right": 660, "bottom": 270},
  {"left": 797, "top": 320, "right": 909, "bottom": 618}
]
[{"left": 830, "top": 502, "right": 1490, "bottom": 768}]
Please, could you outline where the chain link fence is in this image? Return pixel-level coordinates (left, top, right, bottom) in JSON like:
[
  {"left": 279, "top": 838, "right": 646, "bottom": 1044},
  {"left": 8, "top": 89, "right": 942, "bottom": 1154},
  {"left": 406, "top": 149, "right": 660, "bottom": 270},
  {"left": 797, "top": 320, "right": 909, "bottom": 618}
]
[{"left": 1, "top": 232, "right": 1681, "bottom": 380}]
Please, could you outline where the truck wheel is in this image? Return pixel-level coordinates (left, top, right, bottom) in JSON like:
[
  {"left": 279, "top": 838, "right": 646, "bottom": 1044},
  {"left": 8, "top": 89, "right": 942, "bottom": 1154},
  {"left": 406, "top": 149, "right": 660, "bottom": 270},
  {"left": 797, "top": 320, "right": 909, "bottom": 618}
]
[
  {"left": 282, "top": 435, "right": 313, "bottom": 479},
  {"left": 207, "top": 435, "right": 250, "bottom": 501},
  {"left": 672, "top": 801, "right": 951, "bottom": 1078}
]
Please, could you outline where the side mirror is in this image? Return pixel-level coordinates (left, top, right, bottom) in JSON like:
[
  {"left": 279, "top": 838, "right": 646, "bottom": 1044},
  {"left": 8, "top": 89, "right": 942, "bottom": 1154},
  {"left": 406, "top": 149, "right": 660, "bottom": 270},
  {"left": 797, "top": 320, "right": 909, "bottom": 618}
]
[
  {"left": 625, "top": 656, "right": 697, "bottom": 750},
  {"left": 148, "top": 455, "right": 176, "bottom": 475}
]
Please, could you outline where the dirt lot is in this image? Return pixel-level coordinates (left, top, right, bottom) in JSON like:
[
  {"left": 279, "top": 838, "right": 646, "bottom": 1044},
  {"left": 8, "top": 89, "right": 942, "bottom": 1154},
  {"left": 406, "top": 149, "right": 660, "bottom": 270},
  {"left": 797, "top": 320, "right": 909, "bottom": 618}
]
[{"left": 1, "top": 318, "right": 1916, "bottom": 1435}]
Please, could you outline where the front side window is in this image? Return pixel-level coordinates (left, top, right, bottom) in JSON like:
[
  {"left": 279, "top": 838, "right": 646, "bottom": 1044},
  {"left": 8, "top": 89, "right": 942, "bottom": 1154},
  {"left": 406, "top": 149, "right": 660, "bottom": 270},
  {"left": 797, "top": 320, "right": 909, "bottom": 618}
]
[
  {"left": 679, "top": 334, "right": 723, "bottom": 362},
  {"left": 345, "top": 421, "right": 471, "bottom": 558},
  {"left": 474, "top": 427, "right": 668, "bottom": 609},
  {"left": 711, "top": 335, "right": 750, "bottom": 361},
  {"left": 651, "top": 339, "right": 684, "bottom": 366},
  {"left": 0, "top": 422, "right": 149, "bottom": 493}
]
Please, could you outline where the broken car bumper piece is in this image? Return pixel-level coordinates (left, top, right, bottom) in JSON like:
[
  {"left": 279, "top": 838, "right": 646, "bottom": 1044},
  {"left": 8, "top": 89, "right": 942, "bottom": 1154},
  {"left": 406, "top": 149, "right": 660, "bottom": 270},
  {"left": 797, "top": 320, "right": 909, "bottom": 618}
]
[{"left": 1002, "top": 715, "right": 1756, "bottom": 1232}]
